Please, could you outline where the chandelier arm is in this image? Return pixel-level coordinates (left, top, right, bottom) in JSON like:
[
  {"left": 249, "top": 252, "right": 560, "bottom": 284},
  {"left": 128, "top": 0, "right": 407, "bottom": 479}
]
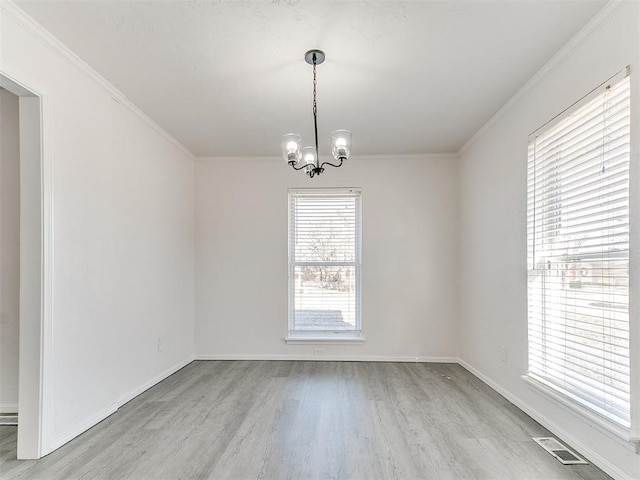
[
  {"left": 319, "top": 158, "right": 345, "bottom": 169},
  {"left": 288, "top": 162, "right": 309, "bottom": 171}
]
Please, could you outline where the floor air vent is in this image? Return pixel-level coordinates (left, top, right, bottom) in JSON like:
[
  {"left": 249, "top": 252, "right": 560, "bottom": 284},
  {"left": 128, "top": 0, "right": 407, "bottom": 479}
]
[
  {"left": 533, "top": 437, "right": 587, "bottom": 465},
  {"left": 0, "top": 415, "right": 18, "bottom": 426}
]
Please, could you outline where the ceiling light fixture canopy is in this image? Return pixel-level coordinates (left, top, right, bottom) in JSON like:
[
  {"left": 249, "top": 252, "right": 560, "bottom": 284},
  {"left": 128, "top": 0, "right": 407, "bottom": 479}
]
[{"left": 282, "top": 49, "right": 352, "bottom": 178}]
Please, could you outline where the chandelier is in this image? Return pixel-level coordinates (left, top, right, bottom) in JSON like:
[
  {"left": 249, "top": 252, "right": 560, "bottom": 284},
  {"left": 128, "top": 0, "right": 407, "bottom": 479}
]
[{"left": 281, "top": 49, "right": 352, "bottom": 178}]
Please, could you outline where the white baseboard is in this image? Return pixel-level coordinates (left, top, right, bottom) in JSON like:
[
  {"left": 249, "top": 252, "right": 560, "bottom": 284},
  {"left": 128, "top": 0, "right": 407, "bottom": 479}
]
[
  {"left": 457, "top": 359, "right": 634, "bottom": 480},
  {"left": 47, "top": 355, "right": 195, "bottom": 454},
  {"left": 48, "top": 403, "right": 118, "bottom": 453},
  {"left": 0, "top": 403, "right": 19, "bottom": 414},
  {"left": 116, "top": 355, "right": 195, "bottom": 407},
  {"left": 195, "top": 353, "right": 459, "bottom": 363}
]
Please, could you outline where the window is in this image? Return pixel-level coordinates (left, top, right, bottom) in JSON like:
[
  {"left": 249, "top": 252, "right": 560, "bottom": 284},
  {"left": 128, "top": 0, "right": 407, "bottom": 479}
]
[
  {"left": 288, "top": 188, "right": 362, "bottom": 337},
  {"left": 527, "top": 72, "right": 631, "bottom": 428}
]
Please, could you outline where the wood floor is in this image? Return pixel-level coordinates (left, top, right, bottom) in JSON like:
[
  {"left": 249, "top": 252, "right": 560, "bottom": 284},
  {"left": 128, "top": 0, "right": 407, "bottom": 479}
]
[{"left": 0, "top": 361, "right": 611, "bottom": 480}]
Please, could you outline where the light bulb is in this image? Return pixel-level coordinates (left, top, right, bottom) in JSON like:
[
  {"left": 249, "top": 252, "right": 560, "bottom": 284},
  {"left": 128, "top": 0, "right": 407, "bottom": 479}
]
[
  {"left": 330, "top": 130, "right": 351, "bottom": 161},
  {"left": 304, "top": 153, "right": 315, "bottom": 163},
  {"left": 281, "top": 134, "right": 302, "bottom": 164}
]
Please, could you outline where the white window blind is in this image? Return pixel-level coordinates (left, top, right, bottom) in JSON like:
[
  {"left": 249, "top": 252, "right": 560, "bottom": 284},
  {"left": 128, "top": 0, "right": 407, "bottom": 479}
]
[
  {"left": 527, "top": 73, "right": 631, "bottom": 428},
  {"left": 288, "top": 188, "right": 362, "bottom": 335}
]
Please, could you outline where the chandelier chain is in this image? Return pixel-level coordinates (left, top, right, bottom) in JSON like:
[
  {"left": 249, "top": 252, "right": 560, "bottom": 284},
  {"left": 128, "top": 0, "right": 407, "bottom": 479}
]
[
  {"left": 313, "top": 58, "right": 318, "bottom": 117},
  {"left": 312, "top": 56, "right": 319, "bottom": 162}
]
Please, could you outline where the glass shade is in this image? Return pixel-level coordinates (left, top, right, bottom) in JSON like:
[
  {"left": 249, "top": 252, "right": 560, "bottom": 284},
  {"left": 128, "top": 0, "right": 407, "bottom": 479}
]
[
  {"left": 300, "top": 146, "right": 317, "bottom": 169},
  {"left": 331, "top": 130, "right": 352, "bottom": 160},
  {"left": 281, "top": 133, "right": 302, "bottom": 164}
]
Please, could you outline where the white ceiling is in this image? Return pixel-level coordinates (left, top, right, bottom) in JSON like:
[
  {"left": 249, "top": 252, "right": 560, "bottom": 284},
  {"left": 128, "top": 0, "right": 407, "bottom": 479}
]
[{"left": 16, "top": 0, "right": 606, "bottom": 157}]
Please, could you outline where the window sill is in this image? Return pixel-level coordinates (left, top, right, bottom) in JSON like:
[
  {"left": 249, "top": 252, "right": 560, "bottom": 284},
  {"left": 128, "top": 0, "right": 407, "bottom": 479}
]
[
  {"left": 284, "top": 335, "right": 365, "bottom": 345},
  {"left": 521, "top": 374, "right": 639, "bottom": 452}
]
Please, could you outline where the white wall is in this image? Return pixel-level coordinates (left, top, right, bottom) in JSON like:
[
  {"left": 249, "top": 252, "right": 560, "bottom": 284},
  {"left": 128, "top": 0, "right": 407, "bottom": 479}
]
[
  {"left": 195, "top": 155, "right": 458, "bottom": 361},
  {"left": 1, "top": 3, "right": 195, "bottom": 454},
  {"left": 0, "top": 88, "right": 20, "bottom": 412},
  {"left": 458, "top": 2, "right": 639, "bottom": 479}
]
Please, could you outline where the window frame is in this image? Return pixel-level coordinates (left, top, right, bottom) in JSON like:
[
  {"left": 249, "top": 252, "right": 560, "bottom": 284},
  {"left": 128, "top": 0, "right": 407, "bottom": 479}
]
[
  {"left": 525, "top": 69, "right": 633, "bottom": 438},
  {"left": 286, "top": 187, "right": 362, "bottom": 340}
]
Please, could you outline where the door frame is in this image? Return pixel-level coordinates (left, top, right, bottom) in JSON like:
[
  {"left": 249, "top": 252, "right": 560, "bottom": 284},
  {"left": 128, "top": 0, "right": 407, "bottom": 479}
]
[{"left": 0, "top": 70, "right": 53, "bottom": 459}]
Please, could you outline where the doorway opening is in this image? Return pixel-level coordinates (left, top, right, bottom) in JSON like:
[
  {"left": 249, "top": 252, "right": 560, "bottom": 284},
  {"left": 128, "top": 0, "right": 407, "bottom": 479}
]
[
  {"left": 0, "top": 87, "right": 20, "bottom": 429},
  {"left": 0, "top": 72, "right": 49, "bottom": 460}
]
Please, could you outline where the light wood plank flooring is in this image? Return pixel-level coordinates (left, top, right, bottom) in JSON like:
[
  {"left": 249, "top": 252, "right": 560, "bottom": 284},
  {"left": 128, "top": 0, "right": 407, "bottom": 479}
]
[{"left": 0, "top": 361, "right": 611, "bottom": 479}]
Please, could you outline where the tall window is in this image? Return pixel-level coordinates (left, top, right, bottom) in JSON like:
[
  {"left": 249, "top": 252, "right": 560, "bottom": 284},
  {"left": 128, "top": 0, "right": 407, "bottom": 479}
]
[
  {"left": 527, "top": 73, "right": 631, "bottom": 428},
  {"left": 288, "top": 188, "right": 362, "bottom": 337}
]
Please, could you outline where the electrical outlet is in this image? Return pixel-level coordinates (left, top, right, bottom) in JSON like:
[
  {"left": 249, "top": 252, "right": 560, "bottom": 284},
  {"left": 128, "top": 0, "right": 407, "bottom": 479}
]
[
  {"left": 157, "top": 337, "right": 164, "bottom": 352},
  {"left": 313, "top": 347, "right": 324, "bottom": 356},
  {"left": 499, "top": 345, "right": 508, "bottom": 362}
]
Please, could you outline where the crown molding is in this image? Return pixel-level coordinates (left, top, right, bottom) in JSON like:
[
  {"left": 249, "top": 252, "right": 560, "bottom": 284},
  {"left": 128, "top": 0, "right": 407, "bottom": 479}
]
[
  {"left": 195, "top": 155, "right": 277, "bottom": 163},
  {"left": 195, "top": 152, "right": 458, "bottom": 163},
  {"left": 458, "top": 0, "right": 628, "bottom": 156},
  {"left": 350, "top": 152, "right": 458, "bottom": 161},
  {"left": 0, "top": 1, "right": 196, "bottom": 161}
]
